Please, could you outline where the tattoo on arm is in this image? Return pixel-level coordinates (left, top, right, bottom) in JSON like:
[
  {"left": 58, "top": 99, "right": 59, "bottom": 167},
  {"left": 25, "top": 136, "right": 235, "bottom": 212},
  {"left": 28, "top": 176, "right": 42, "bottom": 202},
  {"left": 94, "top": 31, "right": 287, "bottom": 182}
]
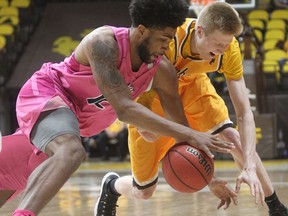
[{"left": 90, "top": 38, "right": 127, "bottom": 96}]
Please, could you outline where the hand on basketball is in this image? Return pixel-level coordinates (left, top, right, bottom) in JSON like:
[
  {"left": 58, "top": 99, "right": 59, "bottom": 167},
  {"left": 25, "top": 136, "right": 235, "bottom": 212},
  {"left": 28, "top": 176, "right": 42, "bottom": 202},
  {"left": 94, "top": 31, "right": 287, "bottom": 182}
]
[
  {"left": 188, "top": 131, "right": 235, "bottom": 158},
  {"left": 208, "top": 177, "right": 238, "bottom": 210},
  {"left": 235, "top": 169, "right": 265, "bottom": 206}
]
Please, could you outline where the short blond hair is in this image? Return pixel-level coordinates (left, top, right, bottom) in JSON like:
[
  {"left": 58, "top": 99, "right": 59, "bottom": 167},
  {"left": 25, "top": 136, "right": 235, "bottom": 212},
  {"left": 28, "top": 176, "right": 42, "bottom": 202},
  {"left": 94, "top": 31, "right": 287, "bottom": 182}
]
[{"left": 196, "top": 2, "right": 243, "bottom": 36}]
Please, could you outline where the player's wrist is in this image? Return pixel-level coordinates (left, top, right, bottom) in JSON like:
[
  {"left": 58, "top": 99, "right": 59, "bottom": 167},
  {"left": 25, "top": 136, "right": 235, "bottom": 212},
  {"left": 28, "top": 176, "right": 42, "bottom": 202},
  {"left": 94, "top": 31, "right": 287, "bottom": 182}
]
[{"left": 243, "top": 165, "right": 256, "bottom": 172}]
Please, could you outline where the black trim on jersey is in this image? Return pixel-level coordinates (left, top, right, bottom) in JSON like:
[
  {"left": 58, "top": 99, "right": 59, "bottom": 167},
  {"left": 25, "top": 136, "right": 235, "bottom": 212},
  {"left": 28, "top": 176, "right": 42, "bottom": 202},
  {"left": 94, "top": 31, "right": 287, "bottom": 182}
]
[
  {"left": 180, "top": 20, "right": 194, "bottom": 60},
  {"left": 165, "top": 35, "right": 178, "bottom": 64},
  {"left": 172, "top": 35, "right": 178, "bottom": 64},
  {"left": 87, "top": 95, "right": 108, "bottom": 110},
  {"left": 211, "top": 123, "right": 235, "bottom": 135},
  {"left": 132, "top": 177, "right": 158, "bottom": 190},
  {"left": 216, "top": 54, "right": 224, "bottom": 72},
  {"left": 209, "top": 58, "right": 215, "bottom": 65}
]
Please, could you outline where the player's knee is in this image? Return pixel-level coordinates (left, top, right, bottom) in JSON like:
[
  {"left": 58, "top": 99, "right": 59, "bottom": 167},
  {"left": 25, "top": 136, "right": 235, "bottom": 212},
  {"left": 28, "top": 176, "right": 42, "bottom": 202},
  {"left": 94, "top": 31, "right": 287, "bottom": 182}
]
[
  {"left": 0, "top": 190, "right": 15, "bottom": 208},
  {"left": 66, "top": 143, "right": 86, "bottom": 163},
  {"left": 64, "top": 143, "right": 86, "bottom": 164},
  {"left": 49, "top": 134, "right": 86, "bottom": 164}
]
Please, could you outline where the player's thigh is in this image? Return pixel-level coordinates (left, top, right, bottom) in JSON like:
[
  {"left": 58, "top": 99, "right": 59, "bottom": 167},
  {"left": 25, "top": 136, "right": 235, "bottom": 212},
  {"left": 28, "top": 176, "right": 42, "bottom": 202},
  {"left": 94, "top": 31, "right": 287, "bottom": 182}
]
[
  {"left": 181, "top": 74, "right": 231, "bottom": 132},
  {"left": 0, "top": 190, "right": 16, "bottom": 207},
  {"left": 30, "top": 107, "right": 81, "bottom": 155},
  {"left": 128, "top": 125, "right": 173, "bottom": 186}
]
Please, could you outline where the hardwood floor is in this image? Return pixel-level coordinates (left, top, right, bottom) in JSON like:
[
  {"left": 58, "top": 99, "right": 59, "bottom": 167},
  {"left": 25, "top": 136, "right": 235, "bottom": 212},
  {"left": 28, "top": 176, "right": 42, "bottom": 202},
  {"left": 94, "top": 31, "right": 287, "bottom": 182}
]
[{"left": 1, "top": 159, "right": 288, "bottom": 216}]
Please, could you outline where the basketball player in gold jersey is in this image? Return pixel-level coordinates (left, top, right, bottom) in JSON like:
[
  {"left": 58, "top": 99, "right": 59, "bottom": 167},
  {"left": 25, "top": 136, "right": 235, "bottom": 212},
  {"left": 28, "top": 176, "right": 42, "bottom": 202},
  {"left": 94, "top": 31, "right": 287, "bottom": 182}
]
[{"left": 97, "top": 2, "right": 288, "bottom": 215}]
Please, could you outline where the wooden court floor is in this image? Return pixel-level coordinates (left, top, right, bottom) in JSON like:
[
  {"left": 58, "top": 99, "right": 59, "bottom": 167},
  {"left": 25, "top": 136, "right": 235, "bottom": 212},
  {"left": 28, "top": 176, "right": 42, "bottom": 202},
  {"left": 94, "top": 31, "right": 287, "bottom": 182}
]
[{"left": 1, "top": 159, "right": 288, "bottom": 216}]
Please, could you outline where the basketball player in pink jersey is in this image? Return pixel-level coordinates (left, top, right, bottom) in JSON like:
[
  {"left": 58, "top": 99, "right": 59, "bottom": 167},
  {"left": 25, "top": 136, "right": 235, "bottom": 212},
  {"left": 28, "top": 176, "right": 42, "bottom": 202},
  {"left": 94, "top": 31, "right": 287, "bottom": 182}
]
[
  {"left": 0, "top": 130, "right": 48, "bottom": 207},
  {"left": 0, "top": 0, "right": 235, "bottom": 215}
]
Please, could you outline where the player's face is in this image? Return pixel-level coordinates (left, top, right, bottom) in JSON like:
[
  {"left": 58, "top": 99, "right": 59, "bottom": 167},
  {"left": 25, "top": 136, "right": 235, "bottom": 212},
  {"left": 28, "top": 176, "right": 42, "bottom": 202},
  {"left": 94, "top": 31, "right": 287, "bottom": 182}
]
[
  {"left": 138, "top": 27, "right": 175, "bottom": 63},
  {"left": 195, "top": 27, "right": 234, "bottom": 61}
]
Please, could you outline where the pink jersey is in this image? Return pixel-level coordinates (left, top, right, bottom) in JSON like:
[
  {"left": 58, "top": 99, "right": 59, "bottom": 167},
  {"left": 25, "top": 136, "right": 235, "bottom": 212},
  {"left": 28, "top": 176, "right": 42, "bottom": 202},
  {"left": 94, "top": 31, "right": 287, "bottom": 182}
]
[
  {"left": 0, "top": 130, "right": 48, "bottom": 201},
  {"left": 16, "top": 26, "right": 162, "bottom": 138}
]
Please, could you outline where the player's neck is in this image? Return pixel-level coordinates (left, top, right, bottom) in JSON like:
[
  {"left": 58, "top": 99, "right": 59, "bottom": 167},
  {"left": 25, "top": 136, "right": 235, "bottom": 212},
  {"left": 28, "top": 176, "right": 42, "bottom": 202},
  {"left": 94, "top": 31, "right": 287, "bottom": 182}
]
[
  {"left": 190, "top": 30, "right": 200, "bottom": 56},
  {"left": 129, "top": 28, "right": 142, "bottom": 71}
]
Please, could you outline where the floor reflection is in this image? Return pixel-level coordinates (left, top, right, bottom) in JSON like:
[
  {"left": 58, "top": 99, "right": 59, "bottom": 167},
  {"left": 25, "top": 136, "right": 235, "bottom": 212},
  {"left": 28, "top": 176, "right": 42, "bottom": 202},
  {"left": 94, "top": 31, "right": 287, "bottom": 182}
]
[{"left": 1, "top": 160, "right": 288, "bottom": 216}]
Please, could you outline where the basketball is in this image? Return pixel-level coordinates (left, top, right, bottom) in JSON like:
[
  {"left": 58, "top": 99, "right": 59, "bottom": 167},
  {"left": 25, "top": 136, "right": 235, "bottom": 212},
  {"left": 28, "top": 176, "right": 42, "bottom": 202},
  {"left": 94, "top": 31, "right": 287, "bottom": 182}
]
[{"left": 162, "top": 142, "right": 214, "bottom": 193}]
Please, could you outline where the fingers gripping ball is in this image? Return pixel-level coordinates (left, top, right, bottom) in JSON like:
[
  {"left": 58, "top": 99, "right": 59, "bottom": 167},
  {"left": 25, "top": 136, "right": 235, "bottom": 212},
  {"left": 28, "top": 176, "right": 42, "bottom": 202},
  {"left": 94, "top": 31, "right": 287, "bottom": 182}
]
[{"left": 162, "top": 142, "right": 214, "bottom": 193}]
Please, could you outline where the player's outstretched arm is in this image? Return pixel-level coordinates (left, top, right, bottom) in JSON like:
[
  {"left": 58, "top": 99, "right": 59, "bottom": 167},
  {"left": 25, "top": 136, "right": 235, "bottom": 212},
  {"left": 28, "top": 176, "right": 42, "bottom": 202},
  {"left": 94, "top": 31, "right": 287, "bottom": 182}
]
[
  {"left": 227, "top": 77, "right": 264, "bottom": 205},
  {"left": 77, "top": 27, "right": 234, "bottom": 158}
]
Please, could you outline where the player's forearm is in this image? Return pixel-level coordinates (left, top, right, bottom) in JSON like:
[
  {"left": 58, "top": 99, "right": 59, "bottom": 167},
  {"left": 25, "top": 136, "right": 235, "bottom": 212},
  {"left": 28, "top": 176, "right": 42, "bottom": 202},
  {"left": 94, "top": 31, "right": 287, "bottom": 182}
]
[
  {"left": 160, "top": 96, "right": 190, "bottom": 128},
  {"left": 237, "top": 112, "right": 257, "bottom": 170},
  {"left": 117, "top": 101, "right": 192, "bottom": 142}
]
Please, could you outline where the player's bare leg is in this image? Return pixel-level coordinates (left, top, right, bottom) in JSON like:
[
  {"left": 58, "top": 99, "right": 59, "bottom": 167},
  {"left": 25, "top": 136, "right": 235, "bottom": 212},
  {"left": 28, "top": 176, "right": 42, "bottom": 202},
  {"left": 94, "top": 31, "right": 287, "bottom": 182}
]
[
  {"left": 94, "top": 174, "right": 157, "bottom": 216},
  {"left": 0, "top": 190, "right": 15, "bottom": 208},
  {"left": 15, "top": 134, "right": 86, "bottom": 215},
  {"left": 115, "top": 176, "right": 157, "bottom": 199}
]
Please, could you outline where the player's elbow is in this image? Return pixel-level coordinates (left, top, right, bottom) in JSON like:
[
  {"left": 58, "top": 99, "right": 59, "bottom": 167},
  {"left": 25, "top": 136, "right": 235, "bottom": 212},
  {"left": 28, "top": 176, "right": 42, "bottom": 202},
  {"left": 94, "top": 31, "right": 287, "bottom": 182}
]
[
  {"left": 114, "top": 107, "right": 127, "bottom": 123},
  {"left": 114, "top": 103, "right": 135, "bottom": 123}
]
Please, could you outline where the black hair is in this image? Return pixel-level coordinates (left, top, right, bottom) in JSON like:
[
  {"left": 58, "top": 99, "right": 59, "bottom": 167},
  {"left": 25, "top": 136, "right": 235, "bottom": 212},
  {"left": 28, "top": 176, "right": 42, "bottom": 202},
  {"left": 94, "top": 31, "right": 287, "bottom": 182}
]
[{"left": 129, "top": 0, "right": 189, "bottom": 29}]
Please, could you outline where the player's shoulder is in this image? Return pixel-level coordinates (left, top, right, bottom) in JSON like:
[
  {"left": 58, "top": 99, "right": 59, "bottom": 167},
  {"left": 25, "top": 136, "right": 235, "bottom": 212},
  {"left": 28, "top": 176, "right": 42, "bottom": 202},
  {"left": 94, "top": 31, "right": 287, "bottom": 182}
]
[
  {"left": 229, "top": 37, "right": 240, "bottom": 50},
  {"left": 224, "top": 37, "right": 241, "bottom": 57},
  {"left": 84, "top": 26, "right": 115, "bottom": 42},
  {"left": 77, "top": 26, "right": 116, "bottom": 52},
  {"left": 75, "top": 26, "right": 118, "bottom": 65}
]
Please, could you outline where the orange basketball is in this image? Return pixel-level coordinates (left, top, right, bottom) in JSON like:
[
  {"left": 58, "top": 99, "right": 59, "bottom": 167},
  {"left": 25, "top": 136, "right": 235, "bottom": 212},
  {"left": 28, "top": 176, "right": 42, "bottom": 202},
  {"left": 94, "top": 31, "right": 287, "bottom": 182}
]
[{"left": 162, "top": 142, "right": 214, "bottom": 193}]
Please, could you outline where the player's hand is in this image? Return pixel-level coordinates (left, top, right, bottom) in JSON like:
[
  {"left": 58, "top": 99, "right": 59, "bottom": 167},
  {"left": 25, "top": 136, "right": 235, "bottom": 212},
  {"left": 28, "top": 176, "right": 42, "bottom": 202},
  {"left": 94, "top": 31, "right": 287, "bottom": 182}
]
[
  {"left": 208, "top": 177, "right": 238, "bottom": 210},
  {"left": 187, "top": 131, "right": 234, "bottom": 158},
  {"left": 235, "top": 169, "right": 265, "bottom": 206}
]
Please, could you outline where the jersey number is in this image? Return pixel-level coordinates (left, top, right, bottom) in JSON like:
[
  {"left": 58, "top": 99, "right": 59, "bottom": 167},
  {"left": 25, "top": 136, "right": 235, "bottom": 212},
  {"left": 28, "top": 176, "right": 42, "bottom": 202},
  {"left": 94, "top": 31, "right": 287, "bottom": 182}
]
[{"left": 87, "top": 95, "right": 108, "bottom": 110}]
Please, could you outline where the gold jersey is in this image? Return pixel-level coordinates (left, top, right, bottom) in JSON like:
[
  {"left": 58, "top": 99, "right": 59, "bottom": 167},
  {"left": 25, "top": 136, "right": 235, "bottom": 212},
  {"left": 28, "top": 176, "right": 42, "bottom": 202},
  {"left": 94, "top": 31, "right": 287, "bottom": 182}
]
[
  {"left": 129, "top": 18, "right": 242, "bottom": 187},
  {"left": 165, "top": 18, "right": 243, "bottom": 86}
]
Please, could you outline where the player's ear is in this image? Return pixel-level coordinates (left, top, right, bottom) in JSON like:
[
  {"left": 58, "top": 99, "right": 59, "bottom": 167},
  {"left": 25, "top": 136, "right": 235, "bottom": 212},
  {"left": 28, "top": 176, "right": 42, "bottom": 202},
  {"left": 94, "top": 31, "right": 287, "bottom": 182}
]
[
  {"left": 196, "top": 25, "right": 205, "bottom": 38},
  {"left": 137, "top": 24, "right": 148, "bottom": 37}
]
